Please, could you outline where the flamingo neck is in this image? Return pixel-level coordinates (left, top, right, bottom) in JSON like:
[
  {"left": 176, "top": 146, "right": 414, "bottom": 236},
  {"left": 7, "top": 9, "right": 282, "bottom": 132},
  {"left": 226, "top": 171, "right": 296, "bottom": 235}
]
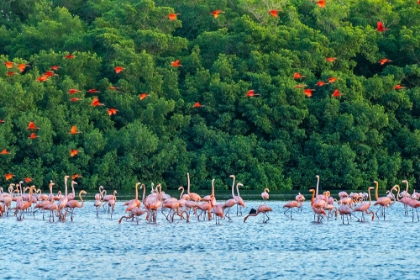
[{"left": 231, "top": 176, "right": 236, "bottom": 198}]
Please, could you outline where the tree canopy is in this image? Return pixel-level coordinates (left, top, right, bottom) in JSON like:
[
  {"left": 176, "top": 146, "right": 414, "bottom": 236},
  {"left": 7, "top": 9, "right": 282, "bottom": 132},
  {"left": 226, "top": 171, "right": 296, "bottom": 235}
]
[{"left": 1, "top": 0, "right": 420, "bottom": 192}]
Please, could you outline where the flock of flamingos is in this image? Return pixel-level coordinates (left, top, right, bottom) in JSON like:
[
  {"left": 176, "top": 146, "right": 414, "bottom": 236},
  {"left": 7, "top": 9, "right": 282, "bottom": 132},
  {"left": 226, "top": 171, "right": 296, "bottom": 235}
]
[{"left": 0, "top": 174, "right": 419, "bottom": 225}]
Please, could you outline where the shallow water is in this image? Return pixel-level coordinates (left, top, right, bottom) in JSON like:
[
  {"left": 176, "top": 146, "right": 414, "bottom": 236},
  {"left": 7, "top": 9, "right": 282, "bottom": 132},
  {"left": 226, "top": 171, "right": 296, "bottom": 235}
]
[{"left": 1, "top": 200, "right": 418, "bottom": 279}]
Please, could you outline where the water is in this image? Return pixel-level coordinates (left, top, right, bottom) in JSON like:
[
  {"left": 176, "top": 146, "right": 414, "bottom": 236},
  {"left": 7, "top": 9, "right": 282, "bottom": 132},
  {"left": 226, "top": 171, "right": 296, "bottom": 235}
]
[{"left": 1, "top": 200, "right": 418, "bottom": 279}]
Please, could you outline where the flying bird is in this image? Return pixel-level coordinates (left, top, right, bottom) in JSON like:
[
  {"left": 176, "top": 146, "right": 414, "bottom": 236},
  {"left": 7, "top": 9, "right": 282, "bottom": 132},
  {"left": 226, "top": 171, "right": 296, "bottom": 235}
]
[
  {"left": 24, "top": 177, "right": 33, "bottom": 183},
  {"left": 70, "top": 149, "right": 79, "bottom": 157},
  {"left": 328, "top": 77, "right": 338, "bottom": 83},
  {"left": 379, "top": 58, "right": 392, "bottom": 65},
  {"left": 107, "top": 108, "right": 118, "bottom": 116},
  {"left": 6, "top": 71, "right": 18, "bottom": 76},
  {"left": 69, "top": 98, "right": 83, "bottom": 102},
  {"left": 29, "top": 133, "right": 39, "bottom": 139},
  {"left": 314, "top": 0, "right": 326, "bottom": 8},
  {"left": 171, "top": 60, "right": 182, "bottom": 67},
  {"left": 50, "top": 65, "right": 61, "bottom": 71},
  {"left": 139, "top": 93, "right": 149, "bottom": 100},
  {"left": 246, "top": 90, "right": 260, "bottom": 97},
  {"left": 87, "top": 89, "right": 100, "bottom": 93},
  {"left": 377, "top": 21, "right": 388, "bottom": 32},
  {"left": 326, "top": 57, "right": 337, "bottom": 62},
  {"left": 27, "top": 121, "right": 40, "bottom": 130},
  {"left": 193, "top": 102, "right": 204, "bottom": 108},
  {"left": 44, "top": 71, "right": 57, "bottom": 77},
  {"left": 293, "top": 72, "right": 305, "bottom": 79},
  {"left": 70, "top": 126, "right": 81, "bottom": 135},
  {"left": 114, "top": 66, "right": 125, "bottom": 74},
  {"left": 5, "top": 173, "right": 14, "bottom": 180},
  {"left": 315, "top": 81, "right": 328, "bottom": 87},
  {"left": 17, "top": 63, "right": 30, "bottom": 73},
  {"left": 294, "top": 84, "right": 307, "bottom": 88},
  {"left": 36, "top": 75, "right": 49, "bottom": 82},
  {"left": 303, "top": 89, "right": 315, "bottom": 97},
  {"left": 68, "top": 89, "right": 81, "bottom": 94},
  {"left": 72, "top": 174, "right": 82, "bottom": 180},
  {"left": 332, "top": 89, "right": 342, "bottom": 97},
  {"left": 212, "top": 10, "right": 224, "bottom": 18},
  {"left": 91, "top": 97, "right": 105, "bottom": 107},
  {"left": 168, "top": 13, "right": 180, "bottom": 20},
  {"left": 0, "top": 149, "right": 11, "bottom": 155},
  {"left": 4, "top": 61, "right": 13, "bottom": 69},
  {"left": 64, "top": 53, "right": 76, "bottom": 59},
  {"left": 394, "top": 84, "right": 406, "bottom": 90},
  {"left": 269, "top": 10, "right": 281, "bottom": 17}
]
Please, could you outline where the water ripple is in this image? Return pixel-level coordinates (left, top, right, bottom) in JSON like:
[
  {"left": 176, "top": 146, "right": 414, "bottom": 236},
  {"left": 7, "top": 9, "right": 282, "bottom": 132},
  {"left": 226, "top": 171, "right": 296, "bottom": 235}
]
[{"left": 1, "top": 201, "right": 418, "bottom": 279}]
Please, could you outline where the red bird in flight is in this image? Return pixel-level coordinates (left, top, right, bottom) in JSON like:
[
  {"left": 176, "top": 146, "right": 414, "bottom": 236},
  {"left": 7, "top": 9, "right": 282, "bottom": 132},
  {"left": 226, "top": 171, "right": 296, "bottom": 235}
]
[
  {"left": 377, "top": 22, "right": 388, "bottom": 32},
  {"left": 171, "top": 60, "right": 182, "bottom": 67},
  {"left": 246, "top": 90, "right": 260, "bottom": 97},
  {"left": 168, "top": 13, "right": 180, "bottom": 20},
  {"left": 27, "top": 121, "right": 40, "bottom": 130},
  {"left": 269, "top": 10, "right": 281, "bottom": 17},
  {"left": 212, "top": 10, "right": 224, "bottom": 18}
]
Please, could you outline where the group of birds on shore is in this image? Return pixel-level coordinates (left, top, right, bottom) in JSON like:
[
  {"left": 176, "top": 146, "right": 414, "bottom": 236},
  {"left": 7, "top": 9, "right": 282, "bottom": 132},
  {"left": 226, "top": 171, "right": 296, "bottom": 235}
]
[{"left": 0, "top": 173, "right": 419, "bottom": 225}]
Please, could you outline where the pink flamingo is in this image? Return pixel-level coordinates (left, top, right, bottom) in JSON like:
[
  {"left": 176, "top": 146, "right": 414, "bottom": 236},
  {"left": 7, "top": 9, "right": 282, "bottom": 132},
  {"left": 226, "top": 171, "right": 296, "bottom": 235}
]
[
  {"left": 398, "top": 180, "right": 411, "bottom": 216},
  {"left": 107, "top": 190, "right": 117, "bottom": 219},
  {"left": 222, "top": 179, "right": 237, "bottom": 221},
  {"left": 16, "top": 185, "right": 35, "bottom": 221},
  {"left": 374, "top": 181, "right": 397, "bottom": 220},
  {"left": 309, "top": 188, "right": 326, "bottom": 222},
  {"left": 338, "top": 204, "right": 353, "bottom": 224},
  {"left": 145, "top": 184, "right": 163, "bottom": 223},
  {"left": 261, "top": 188, "right": 269, "bottom": 202},
  {"left": 234, "top": 182, "right": 246, "bottom": 216},
  {"left": 34, "top": 181, "right": 55, "bottom": 220},
  {"left": 243, "top": 204, "right": 273, "bottom": 223},
  {"left": 119, "top": 184, "right": 149, "bottom": 224},
  {"left": 66, "top": 190, "right": 87, "bottom": 221},
  {"left": 94, "top": 186, "right": 104, "bottom": 200},
  {"left": 352, "top": 186, "right": 374, "bottom": 222},
  {"left": 283, "top": 200, "right": 302, "bottom": 219},
  {"left": 57, "top": 175, "right": 70, "bottom": 221},
  {"left": 186, "top": 173, "right": 201, "bottom": 202},
  {"left": 196, "top": 180, "right": 216, "bottom": 222},
  {"left": 0, "top": 184, "right": 14, "bottom": 216},
  {"left": 212, "top": 201, "right": 224, "bottom": 225},
  {"left": 125, "top": 182, "right": 141, "bottom": 212},
  {"left": 67, "top": 180, "right": 77, "bottom": 201}
]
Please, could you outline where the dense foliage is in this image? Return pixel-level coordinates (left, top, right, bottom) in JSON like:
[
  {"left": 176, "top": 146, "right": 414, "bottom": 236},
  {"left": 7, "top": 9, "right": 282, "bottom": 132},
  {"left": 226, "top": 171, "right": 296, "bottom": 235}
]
[{"left": 1, "top": 0, "right": 420, "bottom": 192}]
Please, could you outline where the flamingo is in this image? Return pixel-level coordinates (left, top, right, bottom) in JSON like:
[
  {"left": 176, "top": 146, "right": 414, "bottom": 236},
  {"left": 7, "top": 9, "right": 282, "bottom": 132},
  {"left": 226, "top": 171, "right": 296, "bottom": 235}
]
[
  {"left": 283, "top": 200, "right": 302, "bottom": 220},
  {"left": 222, "top": 175, "right": 238, "bottom": 220},
  {"left": 234, "top": 181, "right": 246, "bottom": 215},
  {"left": 295, "top": 192, "right": 305, "bottom": 211},
  {"left": 243, "top": 204, "right": 272, "bottom": 223},
  {"left": 67, "top": 180, "right": 77, "bottom": 200},
  {"left": 145, "top": 184, "right": 163, "bottom": 223},
  {"left": 34, "top": 181, "right": 55, "bottom": 220},
  {"left": 125, "top": 182, "right": 141, "bottom": 212},
  {"left": 57, "top": 175, "right": 70, "bottom": 221},
  {"left": 261, "top": 188, "right": 269, "bottom": 202},
  {"left": 119, "top": 184, "right": 149, "bottom": 224},
  {"left": 16, "top": 185, "right": 36, "bottom": 221},
  {"left": 338, "top": 204, "right": 353, "bottom": 224},
  {"left": 374, "top": 181, "right": 397, "bottom": 220},
  {"left": 66, "top": 190, "right": 87, "bottom": 221},
  {"left": 309, "top": 188, "right": 326, "bottom": 222},
  {"left": 186, "top": 173, "right": 201, "bottom": 202},
  {"left": 399, "top": 180, "right": 411, "bottom": 216},
  {"left": 106, "top": 190, "right": 117, "bottom": 218},
  {"left": 352, "top": 187, "right": 375, "bottom": 222}
]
